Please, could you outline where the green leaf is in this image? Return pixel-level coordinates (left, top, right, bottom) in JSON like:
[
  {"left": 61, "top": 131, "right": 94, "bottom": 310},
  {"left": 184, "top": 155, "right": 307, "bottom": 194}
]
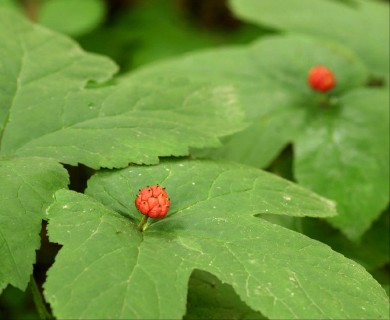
[
  {"left": 229, "top": 0, "right": 390, "bottom": 81},
  {"left": 185, "top": 270, "right": 265, "bottom": 319},
  {"left": 0, "top": 157, "right": 68, "bottom": 293},
  {"left": 38, "top": 0, "right": 105, "bottom": 37},
  {"left": 295, "top": 88, "right": 389, "bottom": 239},
  {"left": 45, "top": 160, "right": 388, "bottom": 319},
  {"left": 260, "top": 208, "right": 390, "bottom": 273},
  {"left": 0, "top": 9, "right": 245, "bottom": 169}
]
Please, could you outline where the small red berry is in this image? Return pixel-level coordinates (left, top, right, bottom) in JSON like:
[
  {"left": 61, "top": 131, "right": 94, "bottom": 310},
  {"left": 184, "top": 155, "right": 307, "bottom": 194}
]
[
  {"left": 308, "top": 66, "right": 336, "bottom": 92},
  {"left": 135, "top": 185, "right": 170, "bottom": 218}
]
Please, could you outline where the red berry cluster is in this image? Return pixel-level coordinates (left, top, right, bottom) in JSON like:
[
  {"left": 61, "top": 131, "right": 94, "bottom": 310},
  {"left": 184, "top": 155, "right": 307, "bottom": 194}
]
[
  {"left": 135, "top": 185, "right": 170, "bottom": 218},
  {"left": 308, "top": 65, "right": 336, "bottom": 92}
]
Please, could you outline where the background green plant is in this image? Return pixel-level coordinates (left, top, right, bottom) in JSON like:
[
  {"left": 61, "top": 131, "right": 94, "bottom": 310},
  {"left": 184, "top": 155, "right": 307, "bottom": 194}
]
[{"left": 0, "top": 0, "right": 389, "bottom": 319}]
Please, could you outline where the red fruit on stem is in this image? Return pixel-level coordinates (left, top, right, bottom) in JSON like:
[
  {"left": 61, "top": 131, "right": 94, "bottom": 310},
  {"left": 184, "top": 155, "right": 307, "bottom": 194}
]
[
  {"left": 135, "top": 185, "right": 170, "bottom": 218},
  {"left": 308, "top": 66, "right": 336, "bottom": 92}
]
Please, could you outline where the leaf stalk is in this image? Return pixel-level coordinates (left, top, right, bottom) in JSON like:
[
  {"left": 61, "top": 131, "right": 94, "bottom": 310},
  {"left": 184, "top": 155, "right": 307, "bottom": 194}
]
[
  {"left": 29, "top": 275, "right": 53, "bottom": 320},
  {"left": 137, "top": 215, "right": 149, "bottom": 232}
]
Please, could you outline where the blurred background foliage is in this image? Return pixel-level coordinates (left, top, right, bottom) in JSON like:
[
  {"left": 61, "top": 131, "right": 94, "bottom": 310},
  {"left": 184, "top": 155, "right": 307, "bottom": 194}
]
[
  {"left": 0, "top": 0, "right": 388, "bottom": 318},
  {"left": 3, "top": 0, "right": 271, "bottom": 72}
]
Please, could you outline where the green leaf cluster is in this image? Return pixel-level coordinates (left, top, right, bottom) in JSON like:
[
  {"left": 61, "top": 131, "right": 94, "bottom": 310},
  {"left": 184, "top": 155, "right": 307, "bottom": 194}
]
[{"left": 0, "top": 1, "right": 389, "bottom": 319}]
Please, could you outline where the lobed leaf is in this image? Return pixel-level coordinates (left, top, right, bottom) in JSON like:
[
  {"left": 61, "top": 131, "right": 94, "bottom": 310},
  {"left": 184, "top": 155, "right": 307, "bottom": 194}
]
[
  {"left": 0, "top": 157, "right": 68, "bottom": 293},
  {"left": 0, "top": 9, "right": 246, "bottom": 169},
  {"left": 295, "top": 88, "right": 389, "bottom": 239},
  {"left": 45, "top": 160, "right": 388, "bottom": 319}
]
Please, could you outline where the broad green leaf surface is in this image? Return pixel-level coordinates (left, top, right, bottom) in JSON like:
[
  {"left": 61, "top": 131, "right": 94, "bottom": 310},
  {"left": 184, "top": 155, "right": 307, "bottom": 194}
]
[
  {"left": 184, "top": 270, "right": 265, "bottom": 319},
  {"left": 260, "top": 209, "right": 390, "bottom": 273},
  {"left": 0, "top": 157, "right": 68, "bottom": 293},
  {"left": 295, "top": 88, "right": 389, "bottom": 239},
  {"left": 38, "top": 0, "right": 105, "bottom": 37},
  {"left": 230, "top": 0, "right": 390, "bottom": 81},
  {"left": 0, "top": 9, "right": 245, "bottom": 169},
  {"left": 45, "top": 160, "right": 388, "bottom": 319},
  {"left": 128, "top": 35, "right": 388, "bottom": 238}
]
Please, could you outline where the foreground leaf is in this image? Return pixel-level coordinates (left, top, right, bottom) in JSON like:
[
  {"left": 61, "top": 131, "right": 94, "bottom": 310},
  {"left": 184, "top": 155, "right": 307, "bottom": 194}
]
[
  {"left": 0, "top": 157, "right": 68, "bottom": 293},
  {"left": 0, "top": 9, "right": 245, "bottom": 168},
  {"left": 229, "top": 0, "right": 389, "bottom": 81},
  {"left": 45, "top": 160, "right": 388, "bottom": 319}
]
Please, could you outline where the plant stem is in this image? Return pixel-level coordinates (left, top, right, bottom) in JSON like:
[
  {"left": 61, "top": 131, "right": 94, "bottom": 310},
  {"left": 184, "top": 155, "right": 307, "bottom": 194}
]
[
  {"left": 318, "top": 93, "right": 330, "bottom": 108},
  {"left": 137, "top": 215, "right": 149, "bottom": 232},
  {"left": 29, "top": 275, "right": 53, "bottom": 320}
]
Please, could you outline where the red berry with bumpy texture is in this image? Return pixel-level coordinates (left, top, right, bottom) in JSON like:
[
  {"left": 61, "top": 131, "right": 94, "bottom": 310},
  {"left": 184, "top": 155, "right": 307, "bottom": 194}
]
[
  {"left": 308, "top": 66, "right": 336, "bottom": 92},
  {"left": 135, "top": 185, "right": 170, "bottom": 218}
]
